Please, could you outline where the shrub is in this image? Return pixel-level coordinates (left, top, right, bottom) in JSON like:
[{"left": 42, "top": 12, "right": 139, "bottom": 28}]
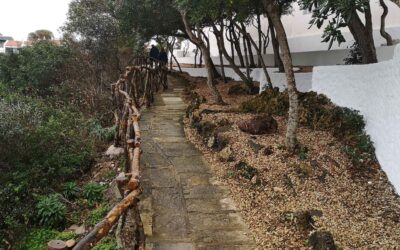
[
  {"left": 62, "top": 182, "right": 80, "bottom": 200},
  {"left": 86, "top": 205, "right": 110, "bottom": 226},
  {"left": 83, "top": 183, "right": 105, "bottom": 205},
  {"left": 92, "top": 237, "right": 118, "bottom": 250},
  {"left": 15, "top": 229, "right": 77, "bottom": 250},
  {"left": 36, "top": 195, "right": 66, "bottom": 228},
  {"left": 240, "top": 88, "right": 289, "bottom": 115},
  {"left": 344, "top": 42, "right": 363, "bottom": 65},
  {"left": 15, "top": 229, "right": 57, "bottom": 250},
  {"left": 0, "top": 41, "right": 72, "bottom": 94},
  {"left": 240, "top": 90, "right": 375, "bottom": 168},
  {"left": 87, "top": 119, "right": 116, "bottom": 142}
]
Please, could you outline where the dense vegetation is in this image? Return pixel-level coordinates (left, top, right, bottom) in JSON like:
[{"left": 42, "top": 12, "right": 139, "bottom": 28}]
[{"left": 0, "top": 41, "right": 115, "bottom": 247}]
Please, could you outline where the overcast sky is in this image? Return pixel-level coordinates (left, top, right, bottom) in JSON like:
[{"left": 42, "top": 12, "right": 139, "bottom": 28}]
[{"left": 0, "top": 0, "right": 72, "bottom": 40}]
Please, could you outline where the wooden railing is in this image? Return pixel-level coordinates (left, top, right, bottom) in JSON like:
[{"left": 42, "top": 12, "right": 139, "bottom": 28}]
[{"left": 70, "top": 59, "right": 168, "bottom": 250}]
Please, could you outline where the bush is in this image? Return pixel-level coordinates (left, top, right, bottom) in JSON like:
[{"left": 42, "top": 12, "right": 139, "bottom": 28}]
[
  {"left": 15, "top": 229, "right": 57, "bottom": 250},
  {"left": 83, "top": 183, "right": 105, "bottom": 205},
  {"left": 36, "top": 195, "right": 66, "bottom": 229},
  {"left": 86, "top": 205, "right": 110, "bottom": 226},
  {"left": 15, "top": 229, "right": 77, "bottom": 250},
  {"left": 240, "top": 90, "right": 375, "bottom": 167},
  {"left": 92, "top": 237, "right": 118, "bottom": 250},
  {"left": 0, "top": 95, "right": 96, "bottom": 243},
  {"left": 62, "top": 182, "right": 80, "bottom": 200},
  {"left": 87, "top": 119, "right": 116, "bottom": 142},
  {"left": 0, "top": 41, "right": 71, "bottom": 94}
]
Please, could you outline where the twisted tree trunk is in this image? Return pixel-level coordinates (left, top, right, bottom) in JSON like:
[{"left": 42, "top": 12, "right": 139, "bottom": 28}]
[
  {"left": 390, "top": 0, "right": 400, "bottom": 8},
  {"left": 380, "top": 0, "right": 394, "bottom": 46},
  {"left": 347, "top": 6, "right": 378, "bottom": 64},
  {"left": 181, "top": 12, "right": 224, "bottom": 104}
]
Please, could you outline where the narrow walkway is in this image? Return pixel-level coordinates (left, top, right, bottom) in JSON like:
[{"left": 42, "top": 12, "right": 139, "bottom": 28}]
[{"left": 139, "top": 76, "right": 256, "bottom": 250}]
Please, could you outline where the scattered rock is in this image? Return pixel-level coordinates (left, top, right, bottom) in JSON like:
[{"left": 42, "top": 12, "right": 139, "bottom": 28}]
[
  {"left": 65, "top": 239, "right": 76, "bottom": 248},
  {"left": 251, "top": 175, "right": 261, "bottom": 185},
  {"left": 218, "top": 147, "right": 235, "bottom": 162},
  {"left": 235, "top": 161, "right": 258, "bottom": 180},
  {"left": 217, "top": 118, "right": 231, "bottom": 126},
  {"left": 105, "top": 145, "right": 124, "bottom": 159},
  {"left": 273, "top": 187, "right": 284, "bottom": 193},
  {"left": 207, "top": 135, "right": 216, "bottom": 148},
  {"left": 248, "top": 140, "right": 264, "bottom": 154},
  {"left": 263, "top": 146, "right": 274, "bottom": 156},
  {"left": 309, "top": 231, "right": 337, "bottom": 250},
  {"left": 68, "top": 224, "right": 85, "bottom": 235},
  {"left": 237, "top": 115, "right": 278, "bottom": 135},
  {"left": 296, "top": 163, "right": 313, "bottom": 178},
  {"left": 194, "top": 121, "right": 216, "bottom": 138},
  {"left": 228, "top": 84, "right": 248, "bottom": 95}
]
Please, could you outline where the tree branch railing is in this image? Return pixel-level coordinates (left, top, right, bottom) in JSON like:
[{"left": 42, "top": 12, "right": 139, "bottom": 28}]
[{"left": 69, "top": 59, "right": 168, "bottom": 250}]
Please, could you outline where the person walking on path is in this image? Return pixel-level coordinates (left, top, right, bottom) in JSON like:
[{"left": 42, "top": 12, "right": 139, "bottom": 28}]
[
  {"left": 159, "top": 47, "right": 168, "bottom": 66},
  {"left": 149, "top": 45, "right": 160, "bottom": 67}
]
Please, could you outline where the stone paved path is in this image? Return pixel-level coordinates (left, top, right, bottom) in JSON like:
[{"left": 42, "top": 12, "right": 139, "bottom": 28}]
[{"left": 138, "top": 76, "right": 256, "bottom": 250}]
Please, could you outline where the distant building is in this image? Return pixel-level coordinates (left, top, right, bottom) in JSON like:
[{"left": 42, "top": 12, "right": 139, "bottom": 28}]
[
  {"left": 0, "top": 35, "right": 14, "bottom": 54},
  {"left": 4, "top": 40, "right": 23, "bottom": 54}
]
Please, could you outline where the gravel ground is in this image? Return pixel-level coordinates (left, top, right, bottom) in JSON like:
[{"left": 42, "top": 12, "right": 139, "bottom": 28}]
[{"left": 181, "top": 74, "right": 400, "bottom": 249}]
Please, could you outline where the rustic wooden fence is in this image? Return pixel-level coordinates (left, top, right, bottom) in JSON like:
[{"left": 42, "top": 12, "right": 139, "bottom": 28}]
[{"left": 67, "top": 59, "right": 168, "bottom": 250}]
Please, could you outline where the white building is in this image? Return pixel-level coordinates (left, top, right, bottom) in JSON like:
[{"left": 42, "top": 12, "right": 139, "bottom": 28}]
[
  {"left": 176, "top": 1, "right": 400, "bottom": 66},
  {"left": 0, "top": 35, "right": 14, "bottom": 54}
]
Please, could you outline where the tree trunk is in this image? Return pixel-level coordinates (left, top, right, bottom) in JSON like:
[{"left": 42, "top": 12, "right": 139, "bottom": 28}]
[
  {"left": 200, "top": 30, "right": 221, "bottom": 78},
  {"left": 242, "top": 31, "right": 251, "bottom": 80},
  {"left": 390, "top": 0, "right": 400, "bottom": 8},
  {"left": 234, "top": 23, "right": 273, "bottom": 88},
  {"left": 194, "top": 47, "right": 199, "bottom": 68},
  {"left": 347, "top": 8, "right": 378, "bottom": 64},
  {"left": 380, "top": 0, "right": 394, "bottom": 46},
  {"left": 264, "top": 0, "right": 299, "bottom": 152},
  {"left": 257, "top": 13, "right": 263, "bottom": 67},
  {"left": 269, "top": 17, "right": 284, "bottom": 72},
  {"left": 230, "top": 25, "right": 245, "bottom": 67},
  {"left": 215, "top": 29, "right": 227, "bottom": 83},
  {"left": 213, "top": 23, "right": 254, "bottom": 91},
  {"left": 241, "top": 23, "right": 256, "bottom": 68},
  {"left": 181, "top": 12, "right": 224, "bottom": 104}
]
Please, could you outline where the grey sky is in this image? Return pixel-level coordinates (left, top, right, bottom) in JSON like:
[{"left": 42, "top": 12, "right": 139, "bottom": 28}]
[{"left": 0, "top": 0, "right": 72, "bottom": 40}]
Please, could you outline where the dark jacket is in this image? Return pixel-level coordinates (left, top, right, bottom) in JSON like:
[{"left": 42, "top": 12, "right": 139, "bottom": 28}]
[
  {"left": 159, "top": 51, "right": 168, "bottom": 64},
  {"left": 149, "top": 46, "right": 159, "bottom": 60}
]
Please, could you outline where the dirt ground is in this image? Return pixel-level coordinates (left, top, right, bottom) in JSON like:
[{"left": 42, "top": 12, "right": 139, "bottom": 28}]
[{"left": 181, "top": 74, "right": 400, "bottom": 249}]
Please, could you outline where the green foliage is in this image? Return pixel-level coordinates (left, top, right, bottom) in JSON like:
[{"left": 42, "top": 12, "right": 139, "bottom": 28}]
[
  {"left": 299, "top": 0, "right": 370, "bottom": 49},
  {"left": 36, "top": 195, "right": 66, "bottom": 229},
  {"left": 240, "top": 88, "right": 289, "bottom": 115},
  {"left": 297, "top": 145, "right": 309, "bottom": 161},
  {"left": 15, "top": 229, "right": 76, "bottom": 250},
  {"left": 235, "top": 161, "right": 258, "bottom": 180},
  {"left": 88, "top": 119, "right": 116, "bottom": 142},
  {"left": 0, "top": 42, "right": 71, "bottom": 94},
  {"left": 83, "top": 183, "right": 105, "bottom": 205},
  {"left": 56, "top": 231, "right": 77, "bottom": 241},
  {"left": 344, "top": 42, "right": 363, "bottom": 65},
  {"left": 62, "top": 182, "right": 80, "bottom": 200},
  {"left": 240, "top": 91, "right": 375, "bottom": 167},
  {"left": 92, "top": 237, "right": 118, "bottom": 250},
  {"left": 86, "top": 205, "right": 110, "bottom": 226},
  {"left": 15, "top": 229, "right": 57, "bottom": 250},
  {"left": 0, "top": 95, "right": 95, "bottom": 241}
]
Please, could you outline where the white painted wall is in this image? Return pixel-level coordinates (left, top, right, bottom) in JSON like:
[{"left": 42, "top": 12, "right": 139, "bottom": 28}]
[
  {"left": 312, "top": 44, "right": 400, "bottom": 193},
  {"left": 176, "top": 2, "right": 400, "bottom": 66},
  {"left": 175, "top": 67, "right": 312, "bottom": 93}
]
